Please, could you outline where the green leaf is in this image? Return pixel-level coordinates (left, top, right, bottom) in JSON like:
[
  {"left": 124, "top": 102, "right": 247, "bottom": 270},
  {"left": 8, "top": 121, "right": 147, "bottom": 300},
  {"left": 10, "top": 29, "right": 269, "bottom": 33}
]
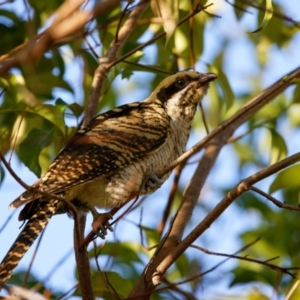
[
  {"left": 51, "top": 48, "right": 66, "bottom": 76},
  {"left": 210, "top": 65, "right": 234, "bottom": 110},
  {"left": 55, "top": 98, "right": 84, "bottom": 118},
  {"left": 233, "top": 0, "right": 250, "bottom": 20},
  {"left": 269, "top": 129, "right": 287, "bottom": 164},
  {"left": 235, "top": 190, "right": 271, "bottom": 216},
  {"left": 174, "top": 10, "right": 204, "bottom": 69},
  {"left": 142, "top": 225, "right": 161, "bottom": 248},
  {"left": 18, "top": 127, "right": 55, "bottom": 177},
  {"left": 174, "top": 252, "right": 191, "bottom": 278},
  {"left": 75, "top": 271, "right": 133, "bottom": 299},
  {"left": 269, "top": 164, "right": 300, "bottom": 194},
  {"left": 282, "top": 186, "right": 300, "bottom": 206},
  {"left": 288, "top": 104, "right": 300, "bottom": 127},
  {"left": 293, "top": 84, "right": 300, "bottom": 103},
  {"left": 258, "top": 4, "right": 297, "bottom": 47},
  {"left": 90, "top": 242, "right": 143, "bottom": 263},
  {"left": 55, "top": 98, "right": 69, "bottom": 112},
  {"left": 93, "top": 271, "right": 133, "bottom": 298},
  {"left": 0, "top": 21, "right": 26, "bottom": 55},
  {"left": 67, "top": 103, "right": 84, "bottom": 118},
  {"left": 120, "top": 44, "right": 144, "bottom": 79},
  {"left": 31, "top": 104, "right": 65, "bottom": 134},
  {"left": 25, "top": 72, "right": 73, "bottom": 99},
  {"left": 251, "top": 0, "right": 273, "bottom": 33},
  {"left": 0, "top": 9, "right": 20, "bottom": 23},
  {"left": 0, "top": 163, "right": 5, "bottom": 185},
  {"left": 9, "top": 270, "right": 64, "bottom": 297},
  {"left": 151, "top": 0, "right": 178, "bottom": 42},
  {"left": 230, "top": 263, "right": 275, "bottom": 287},
  {"left": 28, "top": 0, "right": 60, "bottom": 15}
]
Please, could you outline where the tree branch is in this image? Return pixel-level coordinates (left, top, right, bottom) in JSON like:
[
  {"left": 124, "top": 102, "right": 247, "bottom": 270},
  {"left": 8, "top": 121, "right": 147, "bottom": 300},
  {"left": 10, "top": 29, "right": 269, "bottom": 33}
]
[
  {"left": 0, "top": 0, "right": 121, "bottom": 76},
  {"left": 74, "top": 1, "right": 150, "bottom": 299},
  {"left": 84, "top": 0, "right": 150, "bottom": 123},
  {"left": 128, "top": 65, "right": 300, "bottom": 298},
  {"left": 150, "top": 152, "right": 300, "bottom": 290},
  {"left": 191, "top": 243, "right": 298, "bottom": 278},
  {"left": 250, "top": 186, "right": 300, "bottom": 211}
]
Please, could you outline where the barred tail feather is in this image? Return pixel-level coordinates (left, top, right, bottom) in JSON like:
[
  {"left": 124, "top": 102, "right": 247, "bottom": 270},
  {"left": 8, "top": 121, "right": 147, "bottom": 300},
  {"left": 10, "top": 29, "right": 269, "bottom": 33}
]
[{"left": 0, "top": 199, "right": 58, "bottom": 288}]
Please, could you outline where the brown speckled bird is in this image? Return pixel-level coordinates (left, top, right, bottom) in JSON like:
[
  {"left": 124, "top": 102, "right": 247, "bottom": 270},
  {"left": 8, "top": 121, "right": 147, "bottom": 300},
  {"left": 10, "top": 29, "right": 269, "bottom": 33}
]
[{"left": 0, "top": 71, "right": 217, "bottom": 287}]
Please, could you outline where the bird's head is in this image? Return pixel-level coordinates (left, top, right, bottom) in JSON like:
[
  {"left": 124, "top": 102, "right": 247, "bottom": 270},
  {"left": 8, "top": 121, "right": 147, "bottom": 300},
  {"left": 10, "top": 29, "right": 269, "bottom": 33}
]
[{"left": 147, "top": 71, "right": 217, "bottom": 118}]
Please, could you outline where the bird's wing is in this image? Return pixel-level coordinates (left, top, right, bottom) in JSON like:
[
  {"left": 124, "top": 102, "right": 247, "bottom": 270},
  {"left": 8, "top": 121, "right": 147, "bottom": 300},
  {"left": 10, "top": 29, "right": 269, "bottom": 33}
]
[{"left": 11, "top": 101, "right": 169, "bottom": 208}]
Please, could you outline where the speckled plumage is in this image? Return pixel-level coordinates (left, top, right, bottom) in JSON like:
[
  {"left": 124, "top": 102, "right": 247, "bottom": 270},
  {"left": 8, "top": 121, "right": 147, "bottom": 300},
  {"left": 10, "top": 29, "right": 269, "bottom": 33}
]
[{"left": 0, "top": 71, "right": 217, "bottom": 286}]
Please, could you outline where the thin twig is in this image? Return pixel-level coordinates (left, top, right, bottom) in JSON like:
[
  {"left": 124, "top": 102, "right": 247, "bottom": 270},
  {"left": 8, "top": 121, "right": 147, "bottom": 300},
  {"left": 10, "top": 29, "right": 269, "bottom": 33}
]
[
  {"left": 56, "top": 283, "right": 79, "bottom": 300},
  {"left": 82, "top": 194, "right": 141, "bottom": 246},
  {"left": 286, "top": 279, "right": 300, "bottom": 300},
  {"left": 84, "top": 0, "right": 150, "bottom": 123},
  {"left": 84, "top": 36, "right": 99, "bottom": 59},
  {"left": 162, "top": 277, "right": 198, "bottom": 300},
  {"left": 0, "top": 211, "right": 16, "bottom": 234},
  {"left": 72, "top": 3, "right": 150, "bottom": 297},
  {"left": 199, "top": 102, "right": 210, "bottom": 134},
  {"left": 152, "top": 152, "right": 300, "bottom": 285},
  {"left": 122, "top": 60, "right": 173, "bottom": 75},
  {"left": 108, "top": 3, "right": 214, "bottom": 69},
  {"left": 127, "top": 237, "right": 261, "bottom": 299},
  {"left": 138, "top": 207, "right": 145, "bottom": 247},
  {"left": 189, "top": 0, "right": 196, "bottom": 68},
  {"left": 74, "top": 213, "right": 94, "bottom": 299},
  {"left": 0, "top": 0, "right": 121, "bottom": 76},
  {"left": 128, "top": 65, "right": 300, "bottom": 298},
  {"left": 104, "top": 271, "right": 122, "bottom": 300},
  {"left": 114, "top": 0, "right": 132, "bottom": 44},
  {"left": 232, "top": 0, "right": 300, "bottom": 28},
  {"left": 92, "top": 241, "right": 116, "bottom": 297},
  {"left": 191, "top": 242, "right": 297, "bottom": 278},
  {"left": 250, "top": 186, "right": 300, "bottom": 211},
  {"left": 157, "top": 164, "right": 184, "bottom": 235}
]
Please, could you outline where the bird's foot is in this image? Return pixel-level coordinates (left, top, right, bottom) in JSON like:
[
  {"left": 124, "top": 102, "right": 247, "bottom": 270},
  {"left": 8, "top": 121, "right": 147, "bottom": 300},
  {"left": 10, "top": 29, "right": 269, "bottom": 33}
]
[
  {"left": 144, "top": 174, "right": 164, "bottom": 193},
  {"left": 90, "top": 208, "right": 113, "bottom": 239},
  {"left": 149, "top": 174, "right": 164, "bottom": 184}
]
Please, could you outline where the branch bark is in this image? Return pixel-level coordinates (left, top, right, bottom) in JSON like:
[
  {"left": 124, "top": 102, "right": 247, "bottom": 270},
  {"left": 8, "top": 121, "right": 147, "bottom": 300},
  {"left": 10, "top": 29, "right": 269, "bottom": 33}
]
[
  {"left": 74, "top": 1, "right": 150, "bottom": 299},
  {"left": 155, "top": 151, "right": 300, "bottom": 278},
  {"left": 128, "top": 67, "right": 300, "bottom": 299},
  {"left": 84, "top": 0, "right": 150, "bottom": 122},
  {"left": 0, "top": 0, "right": 121, "bottom": 76}
]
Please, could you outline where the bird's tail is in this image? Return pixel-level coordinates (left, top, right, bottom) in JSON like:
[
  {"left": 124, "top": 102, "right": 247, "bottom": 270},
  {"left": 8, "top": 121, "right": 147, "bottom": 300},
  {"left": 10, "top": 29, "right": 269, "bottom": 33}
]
[{"left": 0, "top": 199, "right": 58, "bottom": 288}]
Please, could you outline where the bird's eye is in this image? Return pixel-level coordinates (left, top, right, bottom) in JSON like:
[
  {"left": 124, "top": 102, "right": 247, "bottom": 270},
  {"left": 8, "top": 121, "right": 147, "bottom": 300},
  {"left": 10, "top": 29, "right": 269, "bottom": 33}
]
[{"left": 175, "top": 78, "right": 187, "bottom": 88}]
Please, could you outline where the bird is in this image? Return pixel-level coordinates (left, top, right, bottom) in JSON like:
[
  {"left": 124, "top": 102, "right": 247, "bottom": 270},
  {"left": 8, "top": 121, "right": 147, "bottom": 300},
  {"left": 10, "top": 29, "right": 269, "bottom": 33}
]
[{"left": 0, "top": 70, "right": 217, "bottom": 287}]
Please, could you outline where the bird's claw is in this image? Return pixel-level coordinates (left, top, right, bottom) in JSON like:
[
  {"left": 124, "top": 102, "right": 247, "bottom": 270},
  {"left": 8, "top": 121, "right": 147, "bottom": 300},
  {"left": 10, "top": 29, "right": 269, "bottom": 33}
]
[
  {"left": 144, "top": 173, "right": 164, "bottom": 192},
  {"left": 149, "top": 174, "right": 164, "bottom": 184},
  {"left": 91, "top": 212, "right": 113, "bottom": 239},
  {"left": 95, "top": 226, "right": 107, "bottom": 239}
]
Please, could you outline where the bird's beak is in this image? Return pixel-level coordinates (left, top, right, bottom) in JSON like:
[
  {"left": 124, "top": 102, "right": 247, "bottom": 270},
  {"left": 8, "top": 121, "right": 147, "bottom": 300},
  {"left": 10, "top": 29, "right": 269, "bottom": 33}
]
[{"left": 199, "top": 73, "right": 218, "bottom": 83}]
